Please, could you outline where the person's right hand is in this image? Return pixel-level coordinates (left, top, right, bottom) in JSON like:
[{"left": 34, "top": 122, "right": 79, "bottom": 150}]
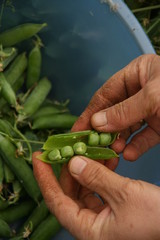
[{"left": 72, "top": 54, "right": 160, "bottom": 161}]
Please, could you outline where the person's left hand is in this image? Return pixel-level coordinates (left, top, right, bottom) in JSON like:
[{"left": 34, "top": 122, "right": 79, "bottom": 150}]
[{"left": 33, "top": 152, "right": 160, "bottom": 240}]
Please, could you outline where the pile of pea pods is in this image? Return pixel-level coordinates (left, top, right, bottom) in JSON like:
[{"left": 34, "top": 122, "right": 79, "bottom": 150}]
[
  {"left": 0, "top": 23, "right": 118, "bottom": 240},
  {"left": 0, "top": 23, "right": 79, "bottom": 240}
]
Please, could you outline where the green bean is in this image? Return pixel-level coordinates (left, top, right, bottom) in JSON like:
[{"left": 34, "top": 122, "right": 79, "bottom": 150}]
[
  {"left": 31, "top": 105, "right": 69, "bottom": 120},
  {"left": 18, "top": 199, "right": 49, "bottom": 238},
  {"left": 30, "top": 214, "right": 61, "bottom": 240},
  {"left": 0, "top": 218, "right": 12, "bottom": 238},
  {"left": 26, "top": 44, "right": 42, "bottom": 89},
  {"left": 48, "top": 148, "right": 62, "bottom": 161},
  {"left": 0, "top": 23, "right": 47, "bottom": 47},
  {"left": 0, "top": 134, "right": 41, "bottom": 202},
  {"left": 0, "top": 199, "right": 35, "bottom": 223},
  {"left": 0, "top": 72, "right": 17, "bottom": 107},
  {"left": 32, "top": 113, "right": 78, "bottom": 130},
  {"left": 61, "top": 146, "right": 74, "bottom": 158},
  {"left": 73, "top": 142, "right": 87, "bottom": 155},
  {"left": 88, "top": 132, "right": 99, "bottom": 146},
  {"left": 18, "top": 77, "right": 52, "bottom": 121},
  {"left": 3, "top": 163, "right": 15, "bottom": 183},
  {"left": 4, "top": 52, "right": 27, "bottom": 85},
  {"left": 99, "top": 132, "right": 112, "bottom": 146}
]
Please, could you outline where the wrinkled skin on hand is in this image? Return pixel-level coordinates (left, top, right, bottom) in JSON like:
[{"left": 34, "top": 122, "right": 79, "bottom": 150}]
[{"left": 33, "top": 54, "right": 160, "bottom": 240}]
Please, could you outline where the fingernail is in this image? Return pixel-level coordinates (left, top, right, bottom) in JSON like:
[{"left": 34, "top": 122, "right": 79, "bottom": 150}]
[
  {"left": 70, "top": 157, "right": 87, "bottom": 175},
  {"left": 92, "top": 111, "right": 107, "bottom": 126}
]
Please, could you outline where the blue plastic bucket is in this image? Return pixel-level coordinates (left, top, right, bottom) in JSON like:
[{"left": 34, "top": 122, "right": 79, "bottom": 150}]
[{"left": 1, "top": 0, "right": 159, "bottom": 239}]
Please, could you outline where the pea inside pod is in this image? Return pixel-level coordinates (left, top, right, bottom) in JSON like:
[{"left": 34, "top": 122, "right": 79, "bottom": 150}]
[{"left": 38, "top": 130, "right": 118, "bottom": 164}]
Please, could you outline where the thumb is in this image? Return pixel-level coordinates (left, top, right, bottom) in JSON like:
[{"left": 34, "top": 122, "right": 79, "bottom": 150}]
[
  {"left": 91, "top": 90, "right": 146, "bottom": 132},
  {"left": 69, "top": 156, "right": 126, "bottom": 207}
]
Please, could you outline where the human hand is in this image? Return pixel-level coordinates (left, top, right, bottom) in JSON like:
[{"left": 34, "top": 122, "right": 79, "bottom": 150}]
[
  {"left": 33, "top": 152, "right": 160, "bottom": 240},
  {"left": 72, "top": 54, "right": 160, "bottom": 161}
]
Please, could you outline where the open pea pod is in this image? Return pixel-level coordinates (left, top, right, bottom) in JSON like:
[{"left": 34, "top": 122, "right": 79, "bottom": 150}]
[
  {"left": 85, "top": 147, "right": 118, "bottom": 159},
  {"left": 43, "top": 130, "right": 118, "bottom": 150},
  {"left": 43, "top": 130, "right": 92, "bottom": 150},
  {"left": 37, "top": 147, "right": 118, "bottom": 164}
]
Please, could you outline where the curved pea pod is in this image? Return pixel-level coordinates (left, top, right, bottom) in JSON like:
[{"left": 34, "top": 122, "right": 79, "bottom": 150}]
[
  {"left": 18, "top": 77, "right": 52, "bottom": 121},
  {"left": 0, "top": 218, "right": 13, "bottom": 238},
  {"left": 4, "top": 52, "right": 27, "bottom": 85},
  {"left": 0, "top": 72, "right": 17, "bottom": 107},
  {"left": 0, "top": 199, "right": 35, "bottom": 224},
  {"left": 0, "top": 23, "right": 47, "bottom": 47},
  {"left": 30, "top": 214, "right": 61, "bottom": 240},
  {"left": 26, "top": 44, "right": 42, "bottom": 89},
  {"left": 0, "top": 134, "right": 41, "bottom": 202},
  {"left": 43, "top": 130, "right": 92, "bottom": 150},
  {"left": 32, "top": 113, "right": 78, "bottom": 130},
  {"left": 18, "top": 199, "right": 49, "bottom": 238}
]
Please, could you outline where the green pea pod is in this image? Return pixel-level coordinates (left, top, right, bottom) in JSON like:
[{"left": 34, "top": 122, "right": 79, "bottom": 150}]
[
  {"left": 0, "top": 218, "right": 12, "bottom": 238},
  {"left": 0, "top": 72, "right": 17, "bottom": 107},
  {"left": 0, "top": 200, "right": 35, "bottom": 224},
  {"left": 0, "top": 134, "right": 41, "bottom": 202},
  {"left": 30, "top": 214, "right": 61, "bottom": 240},
  {"left": 31, "top": 105, "right": 69, "bottom": 120},
  {"left": 18, "top": 199, "right": 49, "bottom": 238},
  {"left": 18, "top": 77, "right": 52, "bottom": 121},
  {"left": 4, "top": 52, "right": 27, "bottom": 85},
  {"left": 3, "top": 163, "right": 15, "bottom": 183},
  {"left": 32, "top": 113, "right": 78, "bottom": 130},
  {"left": 38, "top": 147, "right": 118, "bottom": 164},
  {"left": 43, "top": 130, "right": 92, "bottom": 150},
  {"left": 84, "top": 146, "right": 119, "bottom": 159},
  {"left": 0, "top": 23, "right": 47, "bottom": 47},
  {"left": 43, "top": 130, "right": 117, "bottom": 150},
  {"left": 0, "top": 74, "right": 25, "bottom": 110},
  {"left": 26, "top": 44, "right": 42, "bottom": 89}
]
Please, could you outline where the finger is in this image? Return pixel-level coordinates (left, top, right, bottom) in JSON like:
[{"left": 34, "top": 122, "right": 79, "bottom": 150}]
[
  {"left": 123, "top": 126, "right": 160, "bottom": 161},
  {"left": 59, "top": 164, "right": 79, "bottom": 199},
  {"left": 69, "top": 156, "right": 127, "bottom": 209},
  {"left": 72, "top": 55, "right": 156, "bottom": 132},
  {"left": 32, "top": 152, "right": 98, "bottom": 239}
]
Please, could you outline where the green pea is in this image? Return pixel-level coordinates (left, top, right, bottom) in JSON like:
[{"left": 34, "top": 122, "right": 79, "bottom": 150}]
[
  {"left": 48, "top": 149, "right": 61, "bottom": 161},
  {"left": 61, "top": 146, "right": 74, "bottom": 158},
  {"left": 73, "top": 142, "right": 87, "bottom": 155},
  {"left": 88, "top": 132, "right": 99, "bottom": 146},
  {"left": 99, "top": 133, "right": 112, "bottom": 146}
]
